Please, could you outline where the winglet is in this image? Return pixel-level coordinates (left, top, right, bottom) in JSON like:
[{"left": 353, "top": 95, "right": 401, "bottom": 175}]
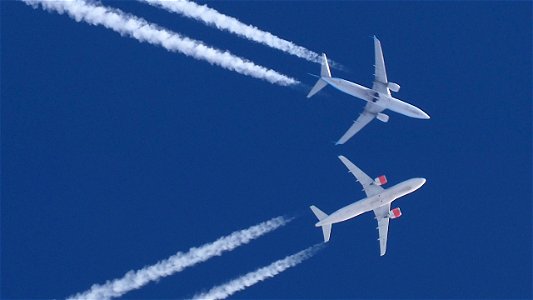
[{"left": 373, "top": 35, "right": 380, "bottom": 45}]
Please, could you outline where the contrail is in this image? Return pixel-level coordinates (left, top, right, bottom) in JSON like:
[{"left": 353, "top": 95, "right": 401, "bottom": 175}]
[
  {"left": 192, "top": 243, "right": 324, "bottom": 300},
  {"left": 23, "top": 0, "right": 298, "bottom": 86},
  {"left": 67, "top": 216, "right": 291, "bottom": 300},
  {"left": 141, "top": 0, "right": 323, "bottom": 63}
]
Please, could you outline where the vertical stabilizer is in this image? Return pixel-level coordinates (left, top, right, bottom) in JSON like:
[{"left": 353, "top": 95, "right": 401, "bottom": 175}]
[
  {"left": 320, "top": 53, "right": 332, "bottom": 78},
  {"left": 310, "top": 205, "right": 332, "bottom": 242}
]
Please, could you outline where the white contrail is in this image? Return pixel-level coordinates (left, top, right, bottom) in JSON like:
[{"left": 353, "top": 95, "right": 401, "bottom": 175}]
[
  {"left": 23, "top": 0, "right": 298, "bottom": 86},
  {"left": 141, "top": 0, "right": 323, "bottom": 63},
  {"left": 192, "top": 243, "right": 324, "bottom": 300},
  {"left": 67, "top": 216, "right": 291, "bottom": 300}
]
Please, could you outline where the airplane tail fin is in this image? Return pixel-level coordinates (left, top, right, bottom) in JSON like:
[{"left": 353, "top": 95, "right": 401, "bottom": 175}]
[
  {"left": 310, "top": 205, "right": 332, "bottom": 242},
  {"left": 306, "top": 53, "right": 331, "bottom": 98},
  {"left": 320, "top": 53, "right": 332, "bottom": 78}
]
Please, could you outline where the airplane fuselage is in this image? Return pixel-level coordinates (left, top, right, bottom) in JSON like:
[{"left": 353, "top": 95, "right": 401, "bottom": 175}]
[
  {"left": 322, "top": 77, "right": 430, "bottom": 119},
  {"left": 316, "top": 178, "right": 426, "bottom": 227}
]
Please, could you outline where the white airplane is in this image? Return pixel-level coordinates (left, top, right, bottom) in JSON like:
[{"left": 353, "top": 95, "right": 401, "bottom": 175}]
[
  {"left": 307, "top": 36, "right": 430, "bottom": 145},
  {"left": 310, "top": 155, "right": 426, "bottom": 256}
]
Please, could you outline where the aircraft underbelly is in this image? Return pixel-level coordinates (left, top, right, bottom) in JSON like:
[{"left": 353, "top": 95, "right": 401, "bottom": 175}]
[
  {"left": 328, "top": 78, "right": 371, "bottom": 101},
  {"left": 387, "top": 98, "right": 426, "bottom": 118},
  {"left": 328, "top": 199, "right": 374, "bottom": 224}
]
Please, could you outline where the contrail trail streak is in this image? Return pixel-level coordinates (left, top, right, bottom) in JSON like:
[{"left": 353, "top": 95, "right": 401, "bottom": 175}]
[
  {"left": 192, "top": 243, "right": 324, "bottom": 300},
  {"left": 67, "top": 216, "right": 291, "bottom": 300},
  {"left": 23, "top": 0, "right": 298, "bottom": 86},
  {"left": 141, "top": 0, "right": 323, "bottom": 64}
]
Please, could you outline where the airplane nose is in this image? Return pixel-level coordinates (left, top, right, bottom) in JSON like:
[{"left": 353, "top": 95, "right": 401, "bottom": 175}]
[
  {"left": 416, "top": 178, "right": 427, "bottom": 188},
  {"left": 406, "top": 104, "right": 430, "bottom": 119},
  {"left": 415, "top": 107, "right": 430, "bottom": 119}
]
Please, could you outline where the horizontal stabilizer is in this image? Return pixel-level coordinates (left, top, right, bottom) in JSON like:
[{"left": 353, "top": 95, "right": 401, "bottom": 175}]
[
  {"left": 321, "top": 224, "right": 332, "bottom": 242},
  {"left": 307, "top": 79, "right": 327, "bottom": 98},
  {"left": 310, "top": 205, "right": 331, "bottom": 242},
  {"left": 310, "top": 205, "right": 328, "bottom": 220}
]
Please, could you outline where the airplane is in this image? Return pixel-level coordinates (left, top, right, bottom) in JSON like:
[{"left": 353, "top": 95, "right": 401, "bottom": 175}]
[
  {"left": 307, "top": 36, "right": 430, "bottom": 145},
  {"left": 310, "top": 155, "right": 426, "bottom": 256}
]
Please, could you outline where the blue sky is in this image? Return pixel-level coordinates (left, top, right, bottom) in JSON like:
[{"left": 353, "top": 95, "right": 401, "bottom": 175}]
[{"left": 2, "top": 1, "right": 531, "bottom": 299}]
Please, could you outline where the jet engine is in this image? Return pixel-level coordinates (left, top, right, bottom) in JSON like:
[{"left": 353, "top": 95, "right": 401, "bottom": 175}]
[
  {"left": 387, "top": 82, "right": 400, "bottom": 92},
  {"left": 374, "top": 175, "right": 387, "bottom": 186},
  {"left": 376, "top": 113, "right": 389, "bottom": 123},
  {"left": 388, "top": 207, "right": 402, "bottom": 219}
]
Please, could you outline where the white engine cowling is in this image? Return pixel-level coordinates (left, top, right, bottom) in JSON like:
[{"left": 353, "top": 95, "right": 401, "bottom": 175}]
[
  {"left": 388, "top": 207, "right": 402, "bottom": 219},
  {"left": 376, "top": 113, "right": 389, "bottom": 123},
  {"left": 387, "top": 82, "right": 400, "bottom": 92},
  {"left": 374, "top": 175, "right": 387, "bottom": 186}
]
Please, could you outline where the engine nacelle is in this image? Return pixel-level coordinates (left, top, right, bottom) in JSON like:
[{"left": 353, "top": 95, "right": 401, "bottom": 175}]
[
  {"left": 387, "top": 82, "right": 400, "bottom": 92},
  {"left": 389, "top": 207, "right": 402, "bottom": 219},
  {"left": 376, "top": 113, "right": 389, "bottom": 123},
  {"left": 374, "top": 175, "right": 387, "bottom": 186}
]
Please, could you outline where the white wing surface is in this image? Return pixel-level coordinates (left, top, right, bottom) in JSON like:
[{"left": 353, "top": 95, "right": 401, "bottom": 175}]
[
  {"left": 336, "top": 102, "right": 385, "bottom": 145},
  {"left": 338, "top": 155, "right": 383, "bottom": 197},
  {"left": 373, "top": 203, "right": 391, "bottom": 256},
  {"left": 372, "top": 36, "right": 390, "bottom": 95}
]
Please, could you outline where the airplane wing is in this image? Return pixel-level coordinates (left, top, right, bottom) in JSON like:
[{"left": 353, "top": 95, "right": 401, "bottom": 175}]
[
  {"left": 338, "top": 155, "right": 383, "bottom": 197},
  {"left": 336, "top": 102, "right": 385, "bottom": 145},
  {"left": 373, "top": 203, "right": 391, "bottom": 256},
  {"left": 372, "top": 36, "right": 390, "bottom": 95}
]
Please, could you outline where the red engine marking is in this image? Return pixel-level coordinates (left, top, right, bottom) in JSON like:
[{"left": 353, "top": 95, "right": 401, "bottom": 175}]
[{"left": 392, "top": 208, "right": 401, "bottom": 217}]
